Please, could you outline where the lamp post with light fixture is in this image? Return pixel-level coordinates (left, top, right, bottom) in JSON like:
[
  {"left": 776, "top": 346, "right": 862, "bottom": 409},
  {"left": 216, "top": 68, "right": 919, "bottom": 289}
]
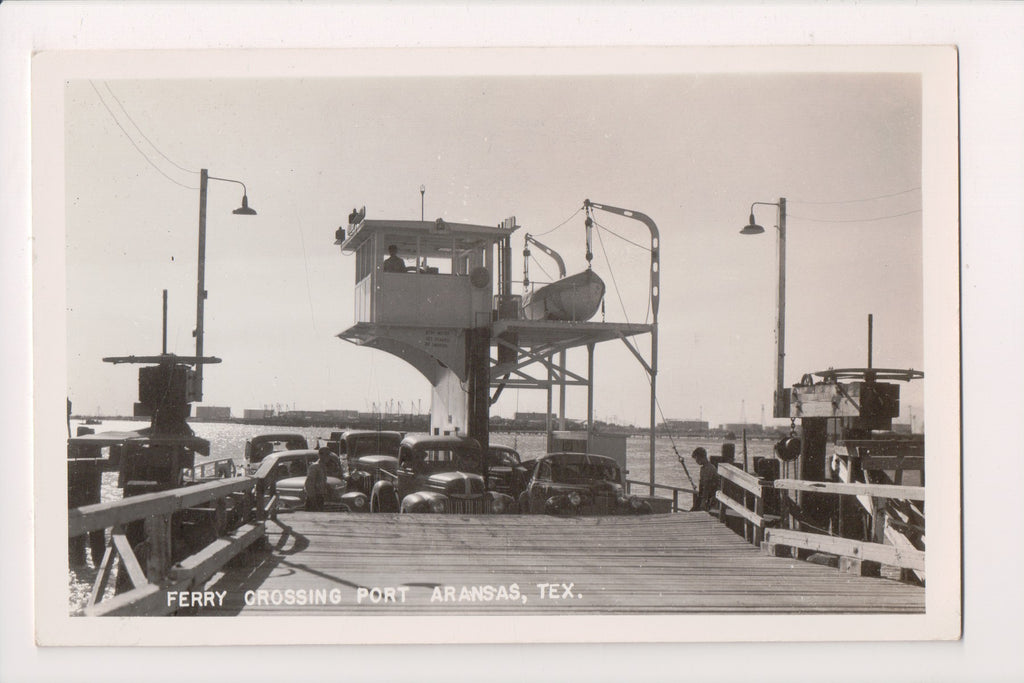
[
  {"left": 740, "top": 197, "right": 787, "bottom": 419},
  {"left": 194, "top": 168, "right": 257, "bottom": 400}
]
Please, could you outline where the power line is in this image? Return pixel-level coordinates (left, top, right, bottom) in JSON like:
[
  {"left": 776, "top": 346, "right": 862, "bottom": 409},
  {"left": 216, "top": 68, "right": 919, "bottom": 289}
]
[
  {"left": 89, "top": 81, "right": 198, "bottom": 191},
  {"left": 789, "top": 187, "right": 921, "bottom": 205},
  {"left": 103, "top": 82, "right": 199, "bottom": 175},
  {"left": 788, "top": 208, "right": 922, "bottom": 223}
]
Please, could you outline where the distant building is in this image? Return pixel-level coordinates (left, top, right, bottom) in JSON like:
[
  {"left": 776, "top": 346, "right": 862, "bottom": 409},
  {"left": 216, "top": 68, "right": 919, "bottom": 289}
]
[
  {"left": 196, "top": 406, "right": 231, "bottom": 420},
  {"left": 244, "top": 408, "right": 273, "bottom": 420},
  {"left": 324, "top": 409, "right": 359, "bottom": 422},
  {"left": 514, "top": 412, "right": 556, "bottom": 429},
  {"left": 722, "top": 423, "right": 765, "bottom": 436},
  {"left": 660, "top": 419, "right": 709, "bottom": 433}
]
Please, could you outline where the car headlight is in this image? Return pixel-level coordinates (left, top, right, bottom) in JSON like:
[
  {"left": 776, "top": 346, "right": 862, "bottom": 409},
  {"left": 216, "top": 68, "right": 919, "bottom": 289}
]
[
  {"left": 629, "top": 496, "right": 643, "bottom": 509},
  {"left": 568, "top": 492, "right": 582, "bottom": 506},
  {"left": 429, "top": 497, "right": 446, "bottom": 513},
  {"left": 351, "top": 495, "right": 367, "bottom": 509},
  {"left": 491, "top": 496, "right": 506, "bottom": 514}
]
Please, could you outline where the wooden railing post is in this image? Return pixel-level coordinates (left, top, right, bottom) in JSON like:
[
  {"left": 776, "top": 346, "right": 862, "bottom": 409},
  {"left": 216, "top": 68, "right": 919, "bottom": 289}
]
[{"left": 144, "top": 513, "right": 172, "bottom": 583}]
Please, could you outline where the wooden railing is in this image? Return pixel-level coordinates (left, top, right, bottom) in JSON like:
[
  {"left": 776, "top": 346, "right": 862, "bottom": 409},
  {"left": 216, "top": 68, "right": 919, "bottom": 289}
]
[
  {"left": 767, "top": 477, "right": 925, "bottom": 578},
  {"left": 714, "top": 464, "right": 777, "bottom": 545},
  {"left": 69, "top": 477, "right": 265, "bottom": 616},
  {"left": 624, "top": 479, "right": 694, "bottom": 512}
]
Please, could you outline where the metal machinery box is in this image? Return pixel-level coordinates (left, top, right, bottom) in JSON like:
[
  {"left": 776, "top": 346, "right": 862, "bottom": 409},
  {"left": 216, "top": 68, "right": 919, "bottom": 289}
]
[
  {"left": 138, "top": 363, "right": 200, "bottom": 408},
  {"left": 790, "top": 381, "right": 900, "bottom": 419}
]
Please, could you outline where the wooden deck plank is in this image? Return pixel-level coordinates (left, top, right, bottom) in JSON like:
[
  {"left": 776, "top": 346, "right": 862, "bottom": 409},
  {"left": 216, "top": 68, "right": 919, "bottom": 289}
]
[{"left": 201, "top": 512, "right": 924, "bottom": 616}]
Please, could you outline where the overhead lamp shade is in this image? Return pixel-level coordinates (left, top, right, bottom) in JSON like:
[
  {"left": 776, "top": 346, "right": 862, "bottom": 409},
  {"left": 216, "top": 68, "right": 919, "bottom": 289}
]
[
  {"left": 740, "top": 213, "right": 764, "bottom": 235},
  {"left": 233, "top": 195, "right": 257, "bottom": 216}
]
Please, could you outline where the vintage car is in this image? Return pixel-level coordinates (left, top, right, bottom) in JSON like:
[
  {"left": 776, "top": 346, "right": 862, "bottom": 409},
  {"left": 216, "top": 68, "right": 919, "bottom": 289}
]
[
  {"left": 485, "top": 444, "right": 530, "bottom": 500},
  {"left": 328, "top": 430, "right": 403, "bottom": 499},
  {"left": 370, "top": 434, "right": 515, "bottom": 514},
  {"left": 252, "top": 449, "right": 363, "bottom": 512},
  {"left": 518, "top": 452, "right": 653, "bottom": 516},
  {"left": 243, "top": 433, "right": 309, "bottom": 475}
]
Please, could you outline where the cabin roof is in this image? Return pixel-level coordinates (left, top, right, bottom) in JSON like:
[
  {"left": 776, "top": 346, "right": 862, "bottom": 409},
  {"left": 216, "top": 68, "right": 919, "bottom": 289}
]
[{"left": 337, "top": 217, "right": 518, "bottom": 255}]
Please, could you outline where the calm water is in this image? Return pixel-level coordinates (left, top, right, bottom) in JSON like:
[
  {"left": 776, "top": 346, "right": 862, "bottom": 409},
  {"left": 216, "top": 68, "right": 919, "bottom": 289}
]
[{"left": 68, "top": 418, "right": 776, "bottom": 613}]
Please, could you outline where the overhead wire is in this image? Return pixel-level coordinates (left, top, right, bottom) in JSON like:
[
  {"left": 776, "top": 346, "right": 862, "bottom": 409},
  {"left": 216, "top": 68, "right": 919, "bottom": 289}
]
[
  {"left": 102, "top": 82, "right": 199, "bottom": 176},
  {"left": 787, "top": 208, "right": 922, "bottom": 223},
  {"left": 788, "top": 187, "right": 920, "bottom": 205},
  {"left": 89, "top": 80, "right": 198, "bottom": 191}
]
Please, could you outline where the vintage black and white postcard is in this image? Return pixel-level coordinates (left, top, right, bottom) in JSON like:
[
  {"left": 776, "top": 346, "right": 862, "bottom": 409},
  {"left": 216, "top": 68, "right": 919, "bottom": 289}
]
[{"left": 9, "top": 4, "right": 992, "bottom": 674}]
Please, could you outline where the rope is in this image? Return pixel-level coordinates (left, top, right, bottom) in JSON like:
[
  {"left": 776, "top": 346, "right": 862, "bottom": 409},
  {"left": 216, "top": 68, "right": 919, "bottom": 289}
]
[
  {"left": 594, "top": 223, "right": 629, "bottom": 322},
  {"left": 592, "top": 219, "right": 651, "bottom": 251},
  {"left": 531, "top": 207, "right": 583, "bottom": 237}
]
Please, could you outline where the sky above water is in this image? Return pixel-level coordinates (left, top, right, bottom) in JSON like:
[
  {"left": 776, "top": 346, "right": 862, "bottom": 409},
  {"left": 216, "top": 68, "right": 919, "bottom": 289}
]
[{"left": 62, "top": 54, "right": 929, "bottom": 428}]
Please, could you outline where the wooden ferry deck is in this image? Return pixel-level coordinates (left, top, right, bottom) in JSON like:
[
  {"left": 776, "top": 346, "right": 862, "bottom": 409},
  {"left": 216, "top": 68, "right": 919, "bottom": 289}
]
[{"left": 204, "top": 512, "right": 924, "bottom": 615}]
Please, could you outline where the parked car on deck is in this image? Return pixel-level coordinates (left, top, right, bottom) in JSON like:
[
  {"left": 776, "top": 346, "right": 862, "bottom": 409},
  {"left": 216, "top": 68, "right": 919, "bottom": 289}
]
[
  {"left": 244, "top": 433, "right": 309, "bottom": 475},
  {"left": 253, "top": 450, "right": 358, "bottom": 512},
  {"left": 485, "top": 445, "right": 529, "bottom": 500},
  {"left": 329, "top": 430, "right": 403, "bottom": 501},
  {"left": 370, "top": 435, "right": 516, "bottom": 514},
  {"left": 518, "top": 452, "right": 652, "bottom": 516}
]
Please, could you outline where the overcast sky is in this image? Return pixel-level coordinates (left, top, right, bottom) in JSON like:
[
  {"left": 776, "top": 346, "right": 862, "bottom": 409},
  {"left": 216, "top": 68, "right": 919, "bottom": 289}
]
[{"left": 64, "top": 64, "right": 925, "bottom": 427}]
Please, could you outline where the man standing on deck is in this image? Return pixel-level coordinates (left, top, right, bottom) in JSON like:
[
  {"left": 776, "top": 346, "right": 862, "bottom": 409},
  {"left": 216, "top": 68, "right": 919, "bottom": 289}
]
[
  {"left": 383, "top": 244, "right": 406, "bottom": 273},
  {"left": 687, "top": 447, "right": 719, "bottom": 512},
  {"left": 304, "top": 447, "right": 335, "bottom": 511}
]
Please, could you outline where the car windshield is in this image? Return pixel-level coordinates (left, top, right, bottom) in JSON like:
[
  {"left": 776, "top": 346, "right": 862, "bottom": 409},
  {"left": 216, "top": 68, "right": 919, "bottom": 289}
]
[
  {"left": 486, "top": 449, "right": 520, "bottom": 467},
  {"left": 403, "top": 446, "right": 480, "bottom": 472},
  {"left": 257, "top": 456, "right": 309, "bottom": 479},
  {"left": 548, "top": 461, "right": 620, "bottom": 484},
  {"left": 348, "top": 435, "right": 402, "bottom": 457}
]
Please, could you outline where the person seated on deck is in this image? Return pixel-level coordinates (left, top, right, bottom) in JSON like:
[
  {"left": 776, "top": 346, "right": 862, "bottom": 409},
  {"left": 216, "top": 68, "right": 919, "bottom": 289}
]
[
  {"left": 304, "top": 447, "right": 335, "bottom": 511},
  {"left": 687, "top": 447, "right": 719, "bottom": 512},
  {"left": 382, "top": 244, "right": 407, "bottom": 273}
]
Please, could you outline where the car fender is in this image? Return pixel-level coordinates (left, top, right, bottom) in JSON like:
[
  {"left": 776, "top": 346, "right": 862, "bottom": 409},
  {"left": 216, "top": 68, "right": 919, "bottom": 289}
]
[
  {"left": 485, "top": 491, "right": 516, "bottom": 514},
  {"left": 339, "top": 490, "right": 370, "bottom": 513},
  {"left": 400, "top": 490, "right": 447, "bottom": 513},
  {"left": 370, "top": 480, "right": 399, "bottom": 512}
]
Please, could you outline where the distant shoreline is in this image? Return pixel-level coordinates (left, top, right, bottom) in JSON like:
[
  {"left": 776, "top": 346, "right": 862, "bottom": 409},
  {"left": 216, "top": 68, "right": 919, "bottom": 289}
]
[{"left": 70, "top": 414, "right": 794, "bottom": 440}]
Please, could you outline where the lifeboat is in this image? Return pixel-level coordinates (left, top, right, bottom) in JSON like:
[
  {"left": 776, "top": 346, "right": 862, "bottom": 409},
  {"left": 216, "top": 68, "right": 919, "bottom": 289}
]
[{"left": 521, "top": 269, "right": 605, "bottom": 322}]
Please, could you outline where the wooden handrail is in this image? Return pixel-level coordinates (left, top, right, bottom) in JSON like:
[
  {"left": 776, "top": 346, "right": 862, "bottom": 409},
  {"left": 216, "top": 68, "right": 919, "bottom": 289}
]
[
  {"left": 765, "top": 527, "right": 925, "bottom": 572},
  {"left": 69, "top": 477, "right": 256, "bottom": 537},
  {"left": 772, "top": 478, "right": 924, "bottom": 501},
  {"left": 713, "top": 464, "right": 773, "bottom": 545},
  {"left": 717, "top": 463, "right": 765, "bottom": 496}
]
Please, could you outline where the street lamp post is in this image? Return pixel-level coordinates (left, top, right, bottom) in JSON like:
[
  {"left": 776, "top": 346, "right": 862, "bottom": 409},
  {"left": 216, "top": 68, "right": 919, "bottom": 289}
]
[
  {"left": 741, "top": 197, "right": 787, "bottom": 419},
  {"left": 194, "top": 168, "right": 257, "bottom": 400}
]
